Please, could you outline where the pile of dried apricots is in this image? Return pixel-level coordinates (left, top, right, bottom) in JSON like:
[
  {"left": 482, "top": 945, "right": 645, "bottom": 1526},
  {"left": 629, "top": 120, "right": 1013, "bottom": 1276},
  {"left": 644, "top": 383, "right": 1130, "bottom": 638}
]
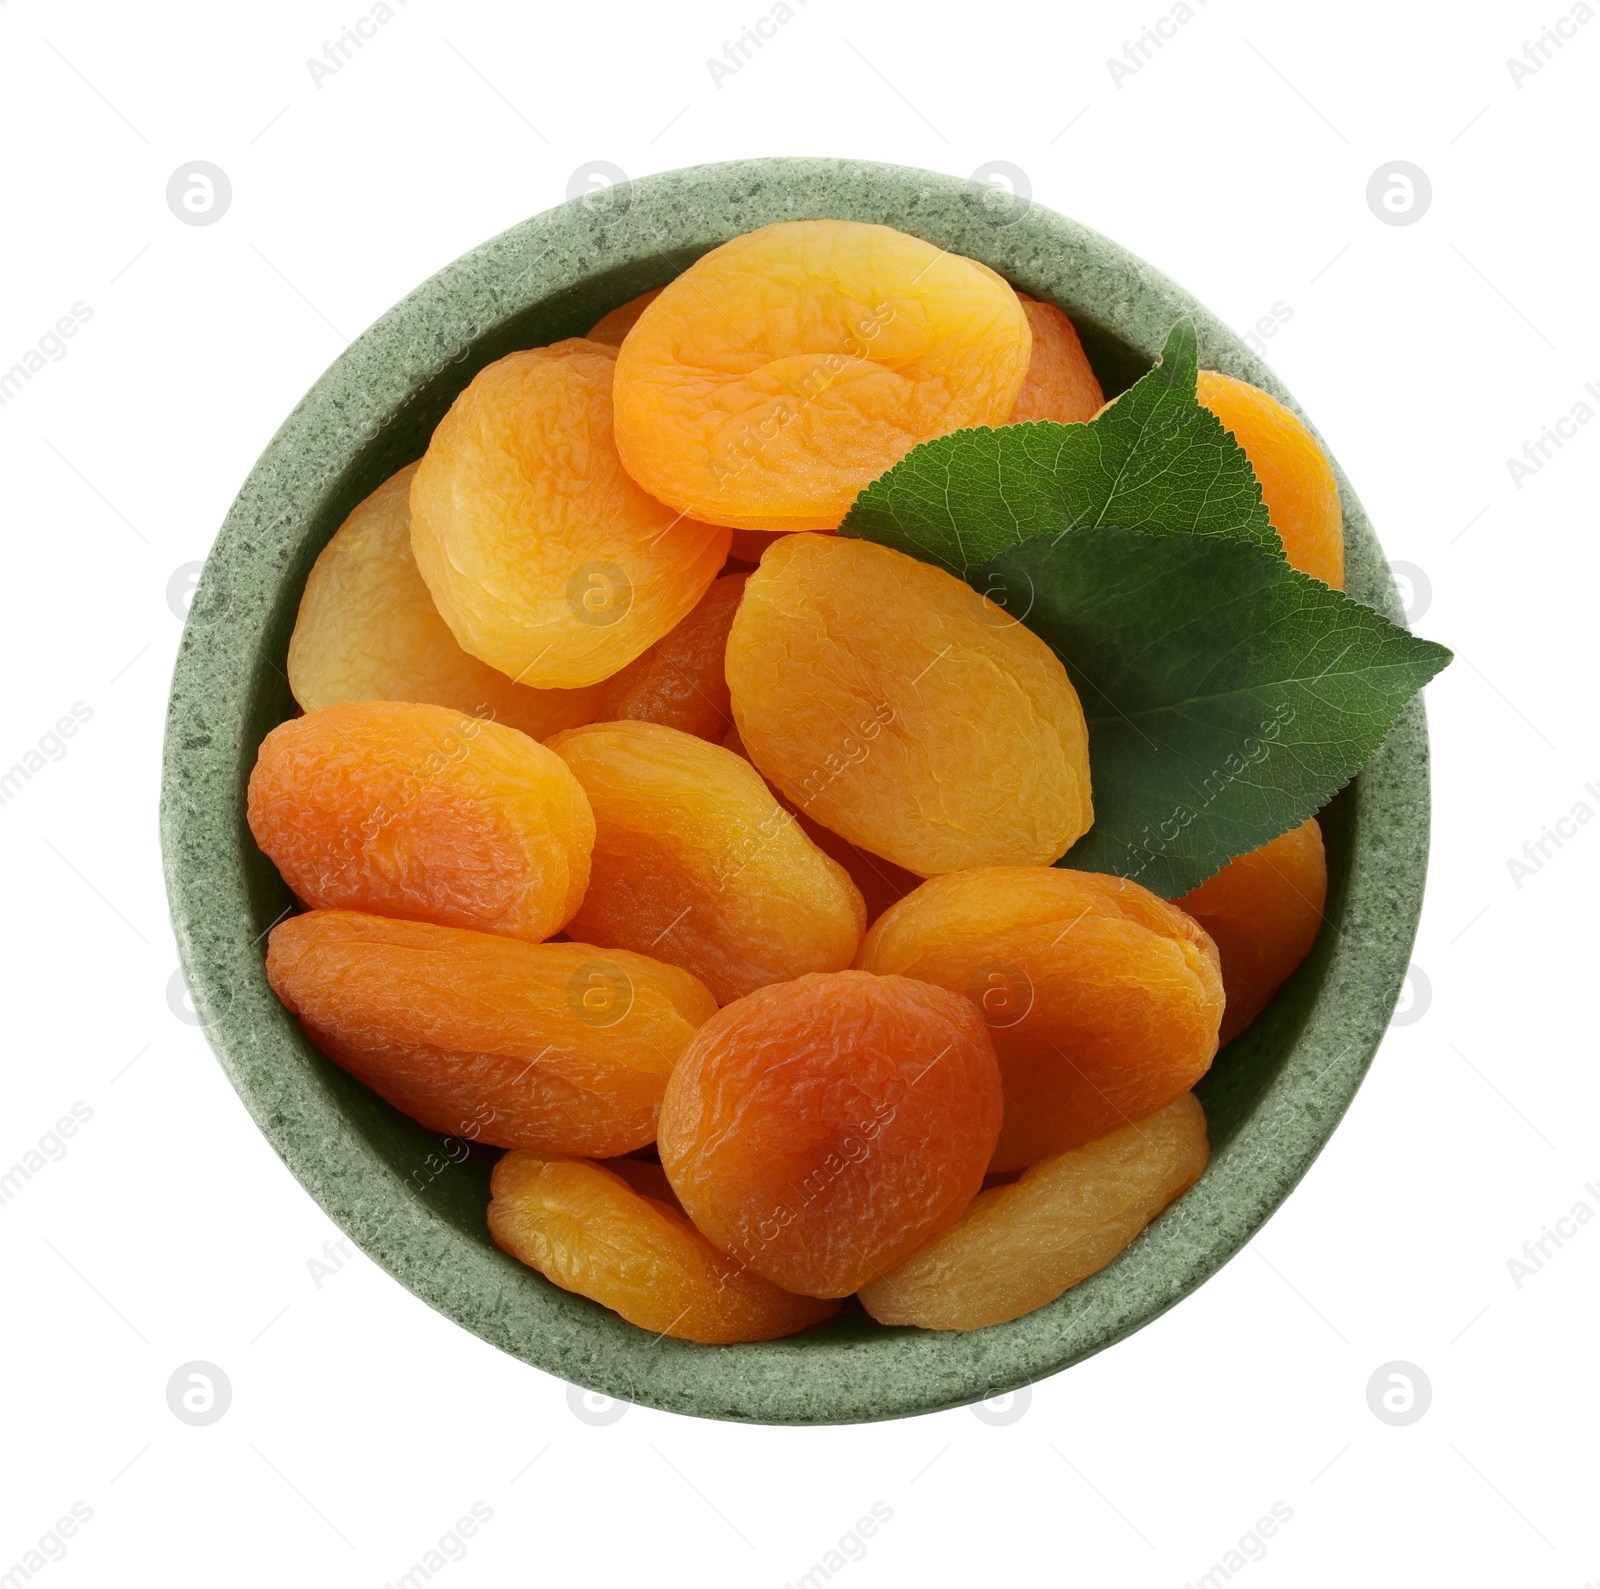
[{"left": 252, "top": 219, "right": 1336, "bottom": 1343}]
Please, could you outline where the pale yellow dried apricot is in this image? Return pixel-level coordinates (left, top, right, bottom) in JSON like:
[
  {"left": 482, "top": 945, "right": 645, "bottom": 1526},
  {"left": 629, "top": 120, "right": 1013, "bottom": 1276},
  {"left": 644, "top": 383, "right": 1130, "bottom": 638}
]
[
  {"left": 858, "top": 1093, "right": 1208, "bottom": 1329},
  {"left": 409, "top": 339, "right": 730, "bottom": 688},
  {"left": 489, "top": 1151, "right": 839, "bottom": 1343},
  {"left": 549, "top": 720, "right": 865, "bottom": 1003},
  {"left": 725, "top": 533, "right": 1092, "bottom": 876},
  {"left": 266, "top": 911, "right": 717, "bottom": 1157},
  {"left": 858, "top": 866, "right": 1223, "bottom": 1170},
  {"left": 287, "top": 463, "right": 603, "bottom": 739},
  {"left": 248, "top": 701, "right": 593, "bottom": 942},
  {"left": 613, "top": 220, "right": 1031, "bottom": 532}
]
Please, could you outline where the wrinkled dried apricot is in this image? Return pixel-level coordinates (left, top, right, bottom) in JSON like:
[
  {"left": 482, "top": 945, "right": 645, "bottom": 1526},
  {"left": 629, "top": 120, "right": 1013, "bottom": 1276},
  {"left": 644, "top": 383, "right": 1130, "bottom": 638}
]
[
  {"left": 592, "top": 572, "right": 747, "bottom": 741},
  {"left": 613, "top": 220, "right": 1031, "bottom": 532},
  {"left": 1009, "top": 294, "right": 1103, "bottom": 424},
  {"left": 658, "top": 970, "right": 1002, "bottom": 1297},
  {"left": 549, "top": 721, "right": 865, "bottom": 1003},
  {"left": 248, "top": 700, "right": 593, "bottom": 942},
  {"left": 725, "top": 533, "right": 1092, "bottom": 876},
  {"left": 722, "top": 722, "right": 919, "bottom": 923},
  {"left": 267, "top": 911, "right": 717, "bottom": 1157},
  {"left": 859, "top": 866, "right": 1223, "bottom": 1171},
  {"left": 1179, "top": 818, "right": 1327, "bottom": 1044},
  {"left": 409, "top": 339, "right": 730, "bottom": 688},
  {"left": 586, "top": 287, "right": 663, "bottom": 346},
  {"left": 287, "top": 463, "right": 604, "bottom": 740},
  {"left": 1196, "top": 370, "right": 1344, "bottom": 588},
  {"left": 858, "top": 1093, "right": 1208, "bottom": 1328},
  {"left": 488, "top": 1151, "right": 839, "bottom": 1343}
]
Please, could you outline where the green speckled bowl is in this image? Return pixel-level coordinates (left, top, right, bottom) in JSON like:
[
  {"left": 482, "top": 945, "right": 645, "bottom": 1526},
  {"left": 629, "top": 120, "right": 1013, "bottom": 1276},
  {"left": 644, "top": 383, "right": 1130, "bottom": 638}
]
[{"left": 160, "top": 157, "right": 1429, "bottom": 1425}]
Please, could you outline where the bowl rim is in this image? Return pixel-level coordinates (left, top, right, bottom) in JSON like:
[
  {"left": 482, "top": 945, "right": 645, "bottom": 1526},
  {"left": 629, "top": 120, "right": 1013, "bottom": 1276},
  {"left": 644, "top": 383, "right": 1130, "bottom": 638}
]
[{"left": 160, "top": 155, "right": 1429, "bottom": 1425}]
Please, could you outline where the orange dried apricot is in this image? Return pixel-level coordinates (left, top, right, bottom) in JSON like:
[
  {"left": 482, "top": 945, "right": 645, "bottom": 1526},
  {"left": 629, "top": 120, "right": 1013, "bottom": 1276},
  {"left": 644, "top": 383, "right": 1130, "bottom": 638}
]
[
  {"left": 287, "top": 463, "right": 604, "bottom": 739},
  {"left": 658, "top": 970, "right": 1003, "bottom": 1297},
  {"left": 722, "top": 722, "right": 919, "bottom": 923},
  {"left": 549, "top": 721, "right": 865, "bottom": 1003},
  {"left": 612, "top": 219, "right": 1032, "bottom": 532},
  {"left": 1009, "top": 294, "right": 1103, "bottom": 424},
  {"left": 1196, "top": 370, "right": 1344, "bottom": 588},
  {"left": 1179, "top": 817, "right": 1327, "bottom": 1044},
  {"left": 592, "top": 571, "right": 747, "bottom": 742},
  {"left": 488, "top": 1151, "right": 839, "bottom": 1343},
  {"left": 859, "top": 1093, "right": 1208, "bottom": 1329},
  {"left": 725, "top": 533, "right": 1092, "bottom": 876},
  {"left": 409, "top": 339, "right": 730, "bottom": 688},
  {"left": 858, "top": 866, "right": 1223, "bottom": 1171},
  {"left": 266, "top": 911, "right": 717, "bottom": 1157},
  {"left": 247, "top": 700, "right": 593, "bottom": 942},
  {"left": 586, "top": 287, "right": 664, "bottom": 346}
]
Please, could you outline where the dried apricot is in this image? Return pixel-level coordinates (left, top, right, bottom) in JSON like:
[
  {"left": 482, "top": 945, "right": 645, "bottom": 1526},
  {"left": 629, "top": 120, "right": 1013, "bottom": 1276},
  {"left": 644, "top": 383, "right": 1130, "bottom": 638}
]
[
  {"left": 1196, "top": 370, "right": 1344, "bottom": 588},
  {"left": 658, "top": 970, "right": 1003, "bottom": 1297},
  {"left": 612, "top": 220, "right": 1031, "bottom": 532},
  {"left": 1179, "top": 818, "right": 1327, "bottom": 1044},
  {"left": 287, "top": 463, "right": 604, "bottom": 739},
  {"left": 858, "top": 866, "right": 1223, "bottom": 1171},
  {"left": 592, "top": 571, "right": 747, "bottom": 742},
  {"left": 488, "top": 1151, "right": 839, "bottom": 1343},
  {"left": 266, "top": 911, "right": 717, "bottom": 1157},
  {"left": 586, "top": 287, "right": 663, "bottom": 346},
  {"left": 247, "top": 700, "right": 593, "bottom": 942},
  {"left": 1009, "top": 294, "right": 1103, "bottom": 424},
  {"left": 858, "top": 1093, "right": 1208, "bottom": 1329},
  {"left": 548, "top": 721, "right": 865, "bottom": 1003},
  {"left": 722, "top": 722, "right": 919, "bottom": 923},
  {"left": 725, "top": 533, "right": 1092, "bottom": 876},
  {"left": 409, "top": 339, "right": 730, "bottom": 688}
]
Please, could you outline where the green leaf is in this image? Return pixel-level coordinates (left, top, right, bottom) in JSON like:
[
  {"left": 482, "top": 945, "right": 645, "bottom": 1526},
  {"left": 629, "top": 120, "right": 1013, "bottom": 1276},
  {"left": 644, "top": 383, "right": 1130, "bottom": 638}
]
[
  {"left": 978, "top": 526, "right": 1451, "bottom": 898},
  {"left": 840, "top": 319, "right": 1280, "bottom": 578}
]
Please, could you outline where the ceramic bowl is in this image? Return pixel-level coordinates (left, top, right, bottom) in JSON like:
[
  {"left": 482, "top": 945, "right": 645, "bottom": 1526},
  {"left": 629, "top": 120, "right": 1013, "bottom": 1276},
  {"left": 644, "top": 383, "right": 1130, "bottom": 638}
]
[{"left": 160, "top": 156, "right": 1429, "bottom": 1424}]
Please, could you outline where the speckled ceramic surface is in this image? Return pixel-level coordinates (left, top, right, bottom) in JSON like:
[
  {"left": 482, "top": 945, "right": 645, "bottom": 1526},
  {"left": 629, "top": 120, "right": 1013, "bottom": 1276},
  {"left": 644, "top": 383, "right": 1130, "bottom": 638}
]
[{"left": 159, "top": 157, "right": 1430, "bottom": 1425}]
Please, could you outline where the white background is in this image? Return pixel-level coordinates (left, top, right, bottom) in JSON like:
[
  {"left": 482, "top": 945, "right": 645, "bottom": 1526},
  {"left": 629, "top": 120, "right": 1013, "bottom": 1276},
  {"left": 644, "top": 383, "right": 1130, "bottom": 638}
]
[{"left": 1, "top": 0, "right": 1596, "bottom": 1584}]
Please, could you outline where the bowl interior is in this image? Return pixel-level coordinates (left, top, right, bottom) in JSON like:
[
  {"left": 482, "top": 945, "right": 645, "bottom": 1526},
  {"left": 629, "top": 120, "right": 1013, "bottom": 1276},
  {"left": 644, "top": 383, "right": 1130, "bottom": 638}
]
[{"left": 164, "top": 158, "right": 1428, "bottom": 1424}]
